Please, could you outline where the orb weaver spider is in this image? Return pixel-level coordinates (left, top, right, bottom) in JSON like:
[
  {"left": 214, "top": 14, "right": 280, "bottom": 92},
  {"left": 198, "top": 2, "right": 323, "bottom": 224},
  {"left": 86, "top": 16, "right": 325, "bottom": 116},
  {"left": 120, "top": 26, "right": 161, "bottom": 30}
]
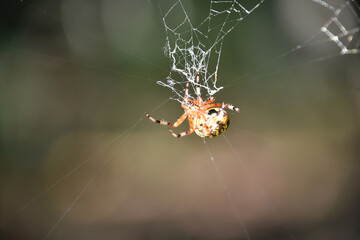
[{"left": 145, "top": 73, "right": 239, "bottom": 138}]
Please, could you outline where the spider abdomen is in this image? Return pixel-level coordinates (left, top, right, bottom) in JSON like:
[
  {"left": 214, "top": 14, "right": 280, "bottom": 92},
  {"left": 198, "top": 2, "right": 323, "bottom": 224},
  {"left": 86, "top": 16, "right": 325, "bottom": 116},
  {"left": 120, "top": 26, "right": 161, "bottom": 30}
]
[{"left": 194, "top": 107, "right": 229, "bottom": 138}]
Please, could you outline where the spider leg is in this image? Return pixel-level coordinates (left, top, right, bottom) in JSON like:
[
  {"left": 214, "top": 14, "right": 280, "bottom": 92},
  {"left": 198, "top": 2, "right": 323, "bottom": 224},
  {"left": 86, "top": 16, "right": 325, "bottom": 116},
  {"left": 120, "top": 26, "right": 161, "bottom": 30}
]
[
  {"left": 185, "top": 82, "right": 189, "bottom": 98},
  {"left": 169, "top": 128, "right": 194, "bottom": 138},
  {"left": 196, "top": 72, "right": 201, "bottom": 97},
  {"left": 182, "top": 82, "right": 190, "bottom": 105},
  {"left": 206, "top": 103, "right": 240, "bottom": 113},
  {"left": 145, "top": 112, "right": 188, "bottom": 127},
  {"left": 204, "top": 96, "right": 215, "bottom": 104},
  {"left": 168, "top": 117, "right": 195, "bottom": 138}
]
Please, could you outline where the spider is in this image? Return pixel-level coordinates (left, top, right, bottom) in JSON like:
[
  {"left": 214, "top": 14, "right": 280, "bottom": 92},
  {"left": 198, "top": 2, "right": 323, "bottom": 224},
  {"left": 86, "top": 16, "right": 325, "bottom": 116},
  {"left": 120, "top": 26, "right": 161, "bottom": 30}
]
[{"left": 145, "top": 73, "right": 239, "bottom": 138}]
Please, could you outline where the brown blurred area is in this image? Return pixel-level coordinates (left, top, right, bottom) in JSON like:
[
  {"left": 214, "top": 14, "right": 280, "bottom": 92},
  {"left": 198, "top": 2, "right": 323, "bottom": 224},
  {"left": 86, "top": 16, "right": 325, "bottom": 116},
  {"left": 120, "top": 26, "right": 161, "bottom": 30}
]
[{"left": 1, "top": 0, "right": 360, "bottom": 239}]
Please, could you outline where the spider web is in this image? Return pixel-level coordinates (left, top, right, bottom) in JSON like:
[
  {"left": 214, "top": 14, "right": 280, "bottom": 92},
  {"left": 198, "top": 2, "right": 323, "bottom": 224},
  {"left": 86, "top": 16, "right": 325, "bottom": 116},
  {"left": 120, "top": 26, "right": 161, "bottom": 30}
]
[
  {"left": 158, "top": 0, "right": 265, "bottom": 102},
  {"left": 316, "top": 0, "right": 360, "bottom": 55},
  {"left": 1, "top": 0, "right": 360, "bottom": 239},
  {"left": 157, "top": 0, "right": 359, "bottom": 103},
  {"left": 306, "top": 0, "right": 360, "bottom": 54}
]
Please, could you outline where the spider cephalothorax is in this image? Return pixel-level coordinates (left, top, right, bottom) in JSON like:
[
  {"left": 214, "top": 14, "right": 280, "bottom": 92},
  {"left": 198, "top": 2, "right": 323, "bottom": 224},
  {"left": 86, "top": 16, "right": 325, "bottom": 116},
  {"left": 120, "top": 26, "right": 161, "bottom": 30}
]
[{"left": 145, "top": 73, "right": 239, "bottom": 138}]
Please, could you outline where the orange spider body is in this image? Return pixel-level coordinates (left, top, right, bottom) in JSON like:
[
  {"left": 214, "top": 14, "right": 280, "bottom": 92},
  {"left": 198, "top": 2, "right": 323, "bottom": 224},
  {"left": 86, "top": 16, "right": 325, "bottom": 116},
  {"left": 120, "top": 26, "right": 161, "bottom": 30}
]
[
  {"left": 145, "top": 73, "right": 239, "bottom": 138},
  {"left": 181, "top": 97, "right": 230, "bottom": 138}
]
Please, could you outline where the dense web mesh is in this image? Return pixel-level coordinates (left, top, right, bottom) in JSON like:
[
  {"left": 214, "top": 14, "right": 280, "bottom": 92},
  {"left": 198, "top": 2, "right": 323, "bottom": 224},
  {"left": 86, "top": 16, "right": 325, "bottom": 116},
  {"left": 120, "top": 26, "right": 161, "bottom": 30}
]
[
  {"left": 157, "top": 0, "right": 360, "bottom": 103},
  {"left": 157, "top": 0, "right": 265, "bottom": 103}
]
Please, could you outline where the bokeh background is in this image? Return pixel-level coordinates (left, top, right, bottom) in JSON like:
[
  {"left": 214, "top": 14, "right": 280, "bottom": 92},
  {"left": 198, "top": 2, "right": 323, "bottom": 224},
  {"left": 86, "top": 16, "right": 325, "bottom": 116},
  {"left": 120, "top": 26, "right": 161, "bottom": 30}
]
[{"left": 1, "top": 0, "right": 360, "bottom": 239}]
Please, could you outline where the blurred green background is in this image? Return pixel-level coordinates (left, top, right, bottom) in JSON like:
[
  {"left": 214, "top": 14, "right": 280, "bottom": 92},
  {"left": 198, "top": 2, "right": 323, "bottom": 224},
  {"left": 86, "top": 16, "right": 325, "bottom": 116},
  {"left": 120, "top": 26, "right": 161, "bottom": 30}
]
[{"left": 1, "top": 0, "right": 360, "bottom": 239}]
